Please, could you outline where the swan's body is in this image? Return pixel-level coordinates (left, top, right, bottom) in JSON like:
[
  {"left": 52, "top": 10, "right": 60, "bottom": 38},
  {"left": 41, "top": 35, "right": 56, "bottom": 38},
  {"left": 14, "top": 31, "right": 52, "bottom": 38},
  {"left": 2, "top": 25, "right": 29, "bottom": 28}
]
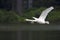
[{"left": 25, "top": 6, "right": 54, "bottom": 24}]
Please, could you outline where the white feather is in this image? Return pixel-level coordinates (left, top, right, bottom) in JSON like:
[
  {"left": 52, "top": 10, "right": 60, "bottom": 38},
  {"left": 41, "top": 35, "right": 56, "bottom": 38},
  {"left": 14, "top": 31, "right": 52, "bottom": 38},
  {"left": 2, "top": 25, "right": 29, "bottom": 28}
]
[
  {"left": 25, "top": 6, "right": 54, "bottom": 24},
  {"left": 38, "top": 6, "right": 54, "bottom": 20}
]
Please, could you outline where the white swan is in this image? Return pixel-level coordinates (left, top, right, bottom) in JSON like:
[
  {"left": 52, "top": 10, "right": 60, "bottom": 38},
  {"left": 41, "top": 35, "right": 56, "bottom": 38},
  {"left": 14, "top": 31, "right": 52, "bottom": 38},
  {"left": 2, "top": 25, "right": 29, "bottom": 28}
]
[{"left": 25, "top": 6, "right": 54, "bottom": 24}]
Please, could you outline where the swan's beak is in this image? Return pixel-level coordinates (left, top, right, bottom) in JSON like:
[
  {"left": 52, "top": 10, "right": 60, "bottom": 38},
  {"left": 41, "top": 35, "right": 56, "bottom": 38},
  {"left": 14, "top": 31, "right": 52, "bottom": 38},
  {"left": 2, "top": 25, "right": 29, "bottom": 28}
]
[
  {"left": 25, "top": 19, "right": 28, "bottom": 21},
  {"left": 50, "top": 6, "right": 54, "bottom": 9},
  {"left": 25, "top": 19, "right": 30, "bottom": 21}
]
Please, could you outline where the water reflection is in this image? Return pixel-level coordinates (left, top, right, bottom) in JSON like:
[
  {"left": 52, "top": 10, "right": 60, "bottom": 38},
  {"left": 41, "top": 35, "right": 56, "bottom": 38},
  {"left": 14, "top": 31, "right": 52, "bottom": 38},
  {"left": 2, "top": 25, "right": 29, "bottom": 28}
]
[
  {"left": 0, "top": 24, "right": 60, "bottom": 40},
  {"left": 0, "top": 31, "right": 60, "bottom": 40},
  {"left": 0, "top": 24, "right": 60, "bottom": 31}
]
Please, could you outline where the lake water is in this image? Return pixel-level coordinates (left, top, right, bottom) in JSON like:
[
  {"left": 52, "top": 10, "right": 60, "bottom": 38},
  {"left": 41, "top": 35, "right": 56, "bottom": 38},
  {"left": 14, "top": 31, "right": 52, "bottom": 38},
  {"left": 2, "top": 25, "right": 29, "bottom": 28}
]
[
  {"left": 0, "top": 23, "right": 60, "bottom": 31},
  {"left": 0, "top": 24, "right": 60, "bottom": 40}
]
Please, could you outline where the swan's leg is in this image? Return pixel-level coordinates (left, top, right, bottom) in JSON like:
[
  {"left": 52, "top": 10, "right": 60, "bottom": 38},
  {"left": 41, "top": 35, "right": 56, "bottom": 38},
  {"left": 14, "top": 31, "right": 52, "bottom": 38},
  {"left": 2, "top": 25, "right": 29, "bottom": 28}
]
[
  {"left": 45, "top": 21, "right": 49, "bottom": 24},
  {"left": 32, "top": 17, "right": 37, "bottom": 20}
]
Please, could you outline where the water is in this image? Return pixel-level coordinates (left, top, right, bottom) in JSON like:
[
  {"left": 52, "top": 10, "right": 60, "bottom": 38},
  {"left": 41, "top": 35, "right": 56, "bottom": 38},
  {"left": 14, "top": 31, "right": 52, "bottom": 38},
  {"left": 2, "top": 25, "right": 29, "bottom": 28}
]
[
  {"left": 0, "top": 24, "right": 60, "bottom": 40},
  {"left": 0, "top": 23, "right": 60, "bottom": 31}
]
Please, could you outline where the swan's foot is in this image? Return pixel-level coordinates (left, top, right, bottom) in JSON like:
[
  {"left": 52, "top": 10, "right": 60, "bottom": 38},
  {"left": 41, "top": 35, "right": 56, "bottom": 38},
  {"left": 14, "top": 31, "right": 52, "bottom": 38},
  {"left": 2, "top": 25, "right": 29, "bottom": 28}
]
[{"left": 45, "top": 21, "right": 49, "bottom": 24}]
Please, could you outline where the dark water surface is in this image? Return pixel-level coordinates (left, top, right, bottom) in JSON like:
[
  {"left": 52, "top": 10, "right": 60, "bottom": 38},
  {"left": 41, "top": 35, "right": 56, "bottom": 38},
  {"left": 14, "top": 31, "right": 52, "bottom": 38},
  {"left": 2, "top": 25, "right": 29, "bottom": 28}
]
[
  {"left": 0, "top": 23, "right": 60, "bottom": 31},
  {"left": 0, "top": 24, "right": 60, "bottom": 40}
]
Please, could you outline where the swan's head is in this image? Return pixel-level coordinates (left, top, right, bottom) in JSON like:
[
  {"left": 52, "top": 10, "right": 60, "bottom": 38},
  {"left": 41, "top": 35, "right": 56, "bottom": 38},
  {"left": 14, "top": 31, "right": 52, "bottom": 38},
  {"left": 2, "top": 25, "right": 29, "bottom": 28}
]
[
  {"left": 50, "top": 6, "right": 54, "bottom": 9},
  {"left": 45, "top": 21, "right": 49, "bottom": 24}
]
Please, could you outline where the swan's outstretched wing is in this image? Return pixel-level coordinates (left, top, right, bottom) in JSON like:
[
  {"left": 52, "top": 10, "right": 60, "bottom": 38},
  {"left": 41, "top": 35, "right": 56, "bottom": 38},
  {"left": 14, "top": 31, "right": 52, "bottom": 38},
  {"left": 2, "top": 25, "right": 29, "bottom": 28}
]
[{"left": 39, "top": 6, "right": 54, "bottom": 20}]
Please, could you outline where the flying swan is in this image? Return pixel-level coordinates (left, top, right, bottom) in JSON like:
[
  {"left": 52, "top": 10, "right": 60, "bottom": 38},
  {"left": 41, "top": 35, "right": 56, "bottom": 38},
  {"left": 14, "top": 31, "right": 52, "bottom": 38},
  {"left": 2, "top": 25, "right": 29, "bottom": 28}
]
[{"left": 25, "top": 6, "right": 54, "bottom": 24}]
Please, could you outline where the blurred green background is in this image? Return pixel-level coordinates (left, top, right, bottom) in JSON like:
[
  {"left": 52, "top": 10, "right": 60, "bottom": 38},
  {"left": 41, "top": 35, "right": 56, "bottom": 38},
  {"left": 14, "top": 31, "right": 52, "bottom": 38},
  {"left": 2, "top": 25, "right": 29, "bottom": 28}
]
[
  {"left": 0, "top": 0, "right": 60, "bottom": 40},
  {"left": 0, "top": 0, "right": 60, "bottom": 24}
]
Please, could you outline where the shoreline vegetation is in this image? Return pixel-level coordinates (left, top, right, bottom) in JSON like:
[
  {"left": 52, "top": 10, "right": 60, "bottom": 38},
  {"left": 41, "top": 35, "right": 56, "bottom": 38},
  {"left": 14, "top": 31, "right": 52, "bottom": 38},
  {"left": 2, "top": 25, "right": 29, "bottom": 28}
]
[{"left": 0, "top": 7, "right": 60, "bottom": 24}]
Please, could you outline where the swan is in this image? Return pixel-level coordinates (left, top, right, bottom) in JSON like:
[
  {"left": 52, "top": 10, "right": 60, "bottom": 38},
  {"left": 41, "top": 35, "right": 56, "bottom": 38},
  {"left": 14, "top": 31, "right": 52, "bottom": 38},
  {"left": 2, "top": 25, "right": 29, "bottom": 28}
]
[{"left": 25, "top": 6, "right": 54, "bottom": 24}]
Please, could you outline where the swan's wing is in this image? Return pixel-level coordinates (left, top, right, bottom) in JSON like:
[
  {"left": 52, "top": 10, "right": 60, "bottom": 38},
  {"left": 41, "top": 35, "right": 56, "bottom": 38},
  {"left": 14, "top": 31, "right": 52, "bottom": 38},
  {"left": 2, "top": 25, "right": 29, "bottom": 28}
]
[
  {"left": 32, "top": 17, "right": 38, "bottom": 20},
  {"left": 25, "top": 19, "right": 35, "bottom": 21},
  {"left": 39, "top": 6, "right": 54, "bottom": 20}
]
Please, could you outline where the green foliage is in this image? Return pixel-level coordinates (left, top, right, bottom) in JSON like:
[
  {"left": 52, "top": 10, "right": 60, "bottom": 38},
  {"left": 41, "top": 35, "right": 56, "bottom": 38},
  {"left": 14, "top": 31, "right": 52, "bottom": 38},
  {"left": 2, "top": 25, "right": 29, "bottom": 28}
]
[
  {"left": 23, "top": 7, "right": 46, "bottom": 18},
  {"left": 0, "top": 7, "right": 60, "bottom": 24},
  {"left": 47, "top": 10, "right": 60, "bottom": 23},
  {"left": 0, "top": 10, "right": 20, "bottom": 23},
  {"left": 23, "top": 7, "right": 60, "bottom": 23}
]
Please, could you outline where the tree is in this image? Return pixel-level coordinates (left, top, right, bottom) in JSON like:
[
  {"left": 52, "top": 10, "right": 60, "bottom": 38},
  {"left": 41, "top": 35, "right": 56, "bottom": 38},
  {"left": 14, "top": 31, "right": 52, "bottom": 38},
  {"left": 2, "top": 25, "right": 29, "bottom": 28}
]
[
  {"left": 16, "top": 0, "right": 23, "bottom": 16},
  {"left": 28, "top": 0, "right": 32, "bottom": 8},
  {"left": 12, "top": 0, "right": 16, "bottom": 10}
]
